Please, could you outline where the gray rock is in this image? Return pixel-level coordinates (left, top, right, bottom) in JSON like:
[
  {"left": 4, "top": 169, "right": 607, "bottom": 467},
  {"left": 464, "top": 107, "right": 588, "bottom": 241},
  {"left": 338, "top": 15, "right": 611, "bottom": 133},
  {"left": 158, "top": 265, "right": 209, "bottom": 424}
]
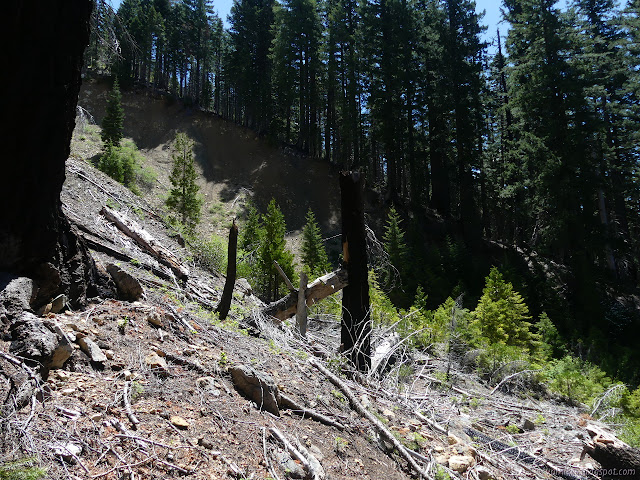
[
  {"left": 273, "top": 449, "right": 305, "bottom": 479},
  {"left": 77, "top": 337, "right": 108, "bottom": 363},
  {"left": 522, "top": 418, "right": 536, "bottom": 431},
  {"left": 10, "top": 312, "right": 58, "bottom": 368},
  {"left": 0, "top": 275, "right": 36, "bottom": 319},
  {"left": 42, "top": 319, "right": 74, "bottom": 369},
  {"left": 50, "top": 294, "right": 67, "bottom": 313},
  {"left": 229, "top": 365, "right": 280, "bottom": 415},
  {"left": 106, "top": 264, "right": 144, "bottom": 301},
  {"left": 236, "top": 278, "right": 253, "bottom": 296},
  {"left": 51, "top": 442, "right": 82, "bottom": 463}
]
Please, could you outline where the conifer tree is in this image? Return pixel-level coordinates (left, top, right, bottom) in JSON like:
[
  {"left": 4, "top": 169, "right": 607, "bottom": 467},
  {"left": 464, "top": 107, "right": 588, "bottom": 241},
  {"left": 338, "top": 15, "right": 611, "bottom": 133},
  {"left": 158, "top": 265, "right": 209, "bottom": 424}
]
[
  {"left": 258, "top": 199, "right": 295, "bottom": 301},
  {"left": 301, "top": 208, "right": 330, "bottom": 277},
  {"left": 382, "top": 206, "right": 409, "bottom": 305},
  {"left": 166, "top": 132, "right": 202, "bottom": 233},
  {"left": 239, "top": 202, "right": 263, "bottom": 251},
  {"left": 472, "top": 267, "right": 534, "bottom": 348},
  {"left": 101, "top": 77, "right": 125, "bottom": 146}
]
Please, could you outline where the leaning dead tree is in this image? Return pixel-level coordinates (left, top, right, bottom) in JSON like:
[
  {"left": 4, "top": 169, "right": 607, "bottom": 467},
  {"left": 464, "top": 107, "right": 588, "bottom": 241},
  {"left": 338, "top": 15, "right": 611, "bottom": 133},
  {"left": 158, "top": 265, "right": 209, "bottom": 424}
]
[
  {"left": 260, "top": 268, "right": 348, "bottom": 321},
  {"left": 340, "top": 171, "right": 371, "bottom": 372},
  {"left": 583, "top": 424, "right": 640, "bottom": 479},
  {"left": 216, "top": 220, "right": 238, "bottom": 320}
]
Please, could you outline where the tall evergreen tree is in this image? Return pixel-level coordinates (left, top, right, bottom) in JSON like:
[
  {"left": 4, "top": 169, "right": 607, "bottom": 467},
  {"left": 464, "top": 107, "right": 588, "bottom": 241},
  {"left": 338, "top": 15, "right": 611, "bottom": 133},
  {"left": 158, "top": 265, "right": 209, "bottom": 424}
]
[
  {"left": 258, "top": 199, "right": 295, "bottom": 301},
  {"left": 301, "top": 208, "right": 330, "bottom": 277},
  {"left": 166, "top": 132, "right": 202, "bottom": 233},
  {"left": 101, "top": 78, "right": 125, "bottom": 146}
]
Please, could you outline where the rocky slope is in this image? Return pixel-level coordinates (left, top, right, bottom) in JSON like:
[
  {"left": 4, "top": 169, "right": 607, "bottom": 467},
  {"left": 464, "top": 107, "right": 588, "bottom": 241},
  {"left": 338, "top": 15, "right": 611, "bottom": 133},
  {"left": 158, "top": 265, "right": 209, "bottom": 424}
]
[{"left": 0, "top": 101, "right": 628, "bottom": 480}]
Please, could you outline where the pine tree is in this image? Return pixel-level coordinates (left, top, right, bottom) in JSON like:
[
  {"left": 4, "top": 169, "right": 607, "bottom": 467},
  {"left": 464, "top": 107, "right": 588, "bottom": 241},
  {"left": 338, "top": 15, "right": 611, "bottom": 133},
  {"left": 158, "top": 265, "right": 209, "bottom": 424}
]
[
  {"left": 239, "top": 202, "right": 263, "bottom": 251},
  {"left": 101, "top": 77, "right": 124, "bottom": 146},
  {"left": 382, "top": 206, "right": 409, "bottom": 305},
  {"left": 301, "top": 208, "right": 330, "bottom": 277},
  {"left": 258, "top": 199, "right": 295, "bottom": 301},
  {"left": 472, "top": 267, "right": 535, "bottom": 348},
  {"left": 166, "top": 132, "right": 202, "bottom": 233}
]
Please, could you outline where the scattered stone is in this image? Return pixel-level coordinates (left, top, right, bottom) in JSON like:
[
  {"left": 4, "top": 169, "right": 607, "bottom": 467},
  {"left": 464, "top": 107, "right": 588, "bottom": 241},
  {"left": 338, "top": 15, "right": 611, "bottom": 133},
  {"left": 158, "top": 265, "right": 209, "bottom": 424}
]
[
  {"left": 434, "top": 454, "right": 449, "bottom": 465},
  {"left": 170, "top": 415, "right": 189, "bottom": 429},
  {"left": 196, "top": 376, "right": 220, "bottom": 395},
  {"left": 522, "top": 418, "right": 536, "bottom": 431},
  {"left": 145, "top": 352, "right": 169, "bottom": 376},
  {"left": 104, "top": 349, "right": 115, "bottom": 360},
  {"left": 273, "top": 449, "right": 305, "bottom": 479},
  {"left": 51, "top": 442, "right": 82, "bottom": 462},
  {"left": 123, "top": 370, "right": 133, "bottom": 380},
  {"left": 145, "top": 309, "right": 164, "bottom": 327},
  {"left": 449, "top": 454, "right": 475, "bottom": 473},
  {"left": 77, "top": 337, "right": 108, "bottom": 363},
  {"left": 229, "top": 365, "right": 280, "bottom": 416},
  {"left": 106, "top": 264, "right": 144, "bottom": 301},
  {"left": 448, "top": 434, "right": 462, "bottom": 445},
  {"left": 50, "top": 294, "right": 67, "bottom": 314},
  {"left": 564, "top": 424, "right": 574, "bottom": 431},
  {"left": 42, "top": 319, "right": 74, "bottom": 369},
  {"left": 381, "top": 408, "right": 396, "bottom": 421},
  {"left": 476, "top": 465, "right": 493, "bottom": 480},
  {"left": 89, "top": 413, "right": 103, "bottom": 422},
  {"left": 198, "top": 437, "right": 214, "bottom": 449}
]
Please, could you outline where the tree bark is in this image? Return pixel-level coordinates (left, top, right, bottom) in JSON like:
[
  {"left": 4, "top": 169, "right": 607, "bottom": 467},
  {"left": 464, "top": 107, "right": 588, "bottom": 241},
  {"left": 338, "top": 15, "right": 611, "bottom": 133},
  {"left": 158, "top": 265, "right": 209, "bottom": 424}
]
[
  {"left": 260, "top": 268, "right": 348, "bottom": 321},
  {"left": 2, "top": 1, "right": 108, "bottom": 309},
  {"left": 340, "top": 172, "right": 371, "bottom": 372},
  {"left": 216, "top": 221, "right": 238, "bottom": 320},
  {"left": 584, "top": 424, "right": 640, "bottom": 479}
]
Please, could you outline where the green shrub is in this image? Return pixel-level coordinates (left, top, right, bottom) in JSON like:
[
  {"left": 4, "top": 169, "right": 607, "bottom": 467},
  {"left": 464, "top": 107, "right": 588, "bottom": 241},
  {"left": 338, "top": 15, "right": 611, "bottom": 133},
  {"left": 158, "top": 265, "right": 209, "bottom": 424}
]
[
  {"left": 97, "top": 140, "right": 155, "bottom": 195},
  {"left": 0, "top": 458, "right": 46, "bottom": 480},
  {"left": 542, "top": 355, "right": 610, "bottom": 405},
  {"left": 190, "top": 234, "right": 227, "bottom": 273}
]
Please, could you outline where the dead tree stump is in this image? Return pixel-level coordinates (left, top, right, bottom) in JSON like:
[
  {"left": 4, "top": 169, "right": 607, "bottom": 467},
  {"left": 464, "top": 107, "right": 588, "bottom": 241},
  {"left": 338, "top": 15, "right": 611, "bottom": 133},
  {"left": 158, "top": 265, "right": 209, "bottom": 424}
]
[
  {"left": 216, "top": 221, "right": 238, "bottom": 320},
  {"left": 340, "top": 171, "right": 371, "bottom": 372}
]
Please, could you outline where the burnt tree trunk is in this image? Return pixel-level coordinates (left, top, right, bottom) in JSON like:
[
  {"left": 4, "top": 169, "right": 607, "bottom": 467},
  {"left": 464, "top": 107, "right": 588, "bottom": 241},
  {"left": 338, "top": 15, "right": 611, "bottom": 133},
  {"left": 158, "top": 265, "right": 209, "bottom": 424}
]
[
  {"left": 216, "top": 221, "right": 238, "bottom": 320},
  {"left": 340, "top": 172, "right": 371, "bottom": 372},
  {"left": 3, "top": 2, "right": 107, "bottom": 309}
]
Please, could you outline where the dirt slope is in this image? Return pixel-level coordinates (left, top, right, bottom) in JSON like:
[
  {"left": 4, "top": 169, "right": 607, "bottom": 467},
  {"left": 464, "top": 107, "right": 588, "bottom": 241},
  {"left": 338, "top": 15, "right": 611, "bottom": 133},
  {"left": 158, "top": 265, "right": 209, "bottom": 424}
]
[{"left": 77, "top": 78, "right": 342, "bottom": 243}]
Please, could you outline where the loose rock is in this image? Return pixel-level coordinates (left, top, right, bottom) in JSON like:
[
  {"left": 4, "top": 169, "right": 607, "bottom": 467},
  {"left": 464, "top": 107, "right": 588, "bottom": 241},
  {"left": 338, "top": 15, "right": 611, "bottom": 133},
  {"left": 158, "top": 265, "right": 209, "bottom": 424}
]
[
  {"left": 77, "top": 337, "right": 108, "bottom": 363},
  {"left": 229, "top": 365, "right": 280, "bottom": 416},
  {"left": 106, "top": 264, "right": 144, "bottom": 301}
]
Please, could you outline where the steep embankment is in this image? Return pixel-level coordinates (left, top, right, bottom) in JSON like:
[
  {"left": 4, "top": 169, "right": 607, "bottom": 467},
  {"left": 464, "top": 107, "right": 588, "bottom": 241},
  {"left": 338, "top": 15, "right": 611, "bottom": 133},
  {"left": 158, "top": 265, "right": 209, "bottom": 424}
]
[{"left": 77, "top": 78, "right": 342, "bottom": 242}]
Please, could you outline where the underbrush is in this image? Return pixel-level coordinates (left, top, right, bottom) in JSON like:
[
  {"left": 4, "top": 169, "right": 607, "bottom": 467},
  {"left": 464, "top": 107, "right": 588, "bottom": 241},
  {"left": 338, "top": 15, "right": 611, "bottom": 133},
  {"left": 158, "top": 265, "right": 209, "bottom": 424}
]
[
  {"left": 96, "top": 140, "right": 157, "bottom": 195},
  {"left": 369, "top": 268, "right": 640, "bottom": 446}
]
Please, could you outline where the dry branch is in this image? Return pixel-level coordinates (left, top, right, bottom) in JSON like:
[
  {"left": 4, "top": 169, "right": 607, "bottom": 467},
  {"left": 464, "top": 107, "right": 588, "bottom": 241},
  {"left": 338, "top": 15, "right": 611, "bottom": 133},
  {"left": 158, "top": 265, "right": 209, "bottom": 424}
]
[
  {"left": 279, "top": 393, "right": 345, "bottom": 430},
  {"left": 309, "top": 358, "right": 433, "bottom": 480},
  {"left": 101, "top": 206, "right": 189, "bottom": 280}
]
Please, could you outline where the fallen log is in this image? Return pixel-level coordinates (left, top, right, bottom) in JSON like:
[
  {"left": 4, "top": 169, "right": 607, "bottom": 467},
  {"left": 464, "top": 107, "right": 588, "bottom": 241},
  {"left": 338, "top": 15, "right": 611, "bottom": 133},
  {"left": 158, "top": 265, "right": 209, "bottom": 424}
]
[
  {"left": 101, "top": 206, "right": 189, "bottom": 280},
  {"left": 583, "top": 424, "right": 640, "bottom": 479},
  {"left": 261, "top": 268, "right": 348, "bottom": 321}
]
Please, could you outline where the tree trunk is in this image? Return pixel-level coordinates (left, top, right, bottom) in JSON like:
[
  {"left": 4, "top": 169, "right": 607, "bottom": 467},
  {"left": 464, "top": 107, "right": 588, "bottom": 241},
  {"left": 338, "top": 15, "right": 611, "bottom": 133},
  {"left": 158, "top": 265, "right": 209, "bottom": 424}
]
[
  {"left": 216, "top": 221, "right": 238, "bottom": 320},
  {"left": 340, "top": 172, "right": 371, "bottom": 372},
  {"left": 3, "top": 1, "right": 108, "bottom": 309}
]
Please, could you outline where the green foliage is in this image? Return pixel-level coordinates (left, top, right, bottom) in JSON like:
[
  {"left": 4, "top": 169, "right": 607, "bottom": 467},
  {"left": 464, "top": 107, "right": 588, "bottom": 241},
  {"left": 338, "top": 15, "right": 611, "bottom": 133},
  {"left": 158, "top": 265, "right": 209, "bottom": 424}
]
[
  {"left": 471, "top": 267, "right": 537, "bottom": 349},
  {"left": 255, "top": 199, "right": 295, "bottom": 301},
  {"left": 542, "top": 356, "right": 610, "bottom": 405},
  {"left": 369, "top": 270, "right": 400, "bottom": 327},
  {"left": 97, "top": 140, "right": 153, "bottom": 195},
  {"left": 534, "top": 312, "right": 565, "bottom": 360},
  {"left": 382, "top": 206, "right": 409, "bottom": 306},
  {"left": 101, "top": 77, "right": 124, "bottom": 146},
  {"left": 301, "top": 208, "right": 330, "bottom": 277},
  {"left": 0, "top": 458, "right": 46, "bottom": 480},
  {"left": 239, "top": 202, "right": 263, "bottom": 252},
  {"left": 166, "top": 132, "right": 202, "bottom": 233},
  {"left": 189, "top": 234, "right": 227, "bottom": 273}
]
